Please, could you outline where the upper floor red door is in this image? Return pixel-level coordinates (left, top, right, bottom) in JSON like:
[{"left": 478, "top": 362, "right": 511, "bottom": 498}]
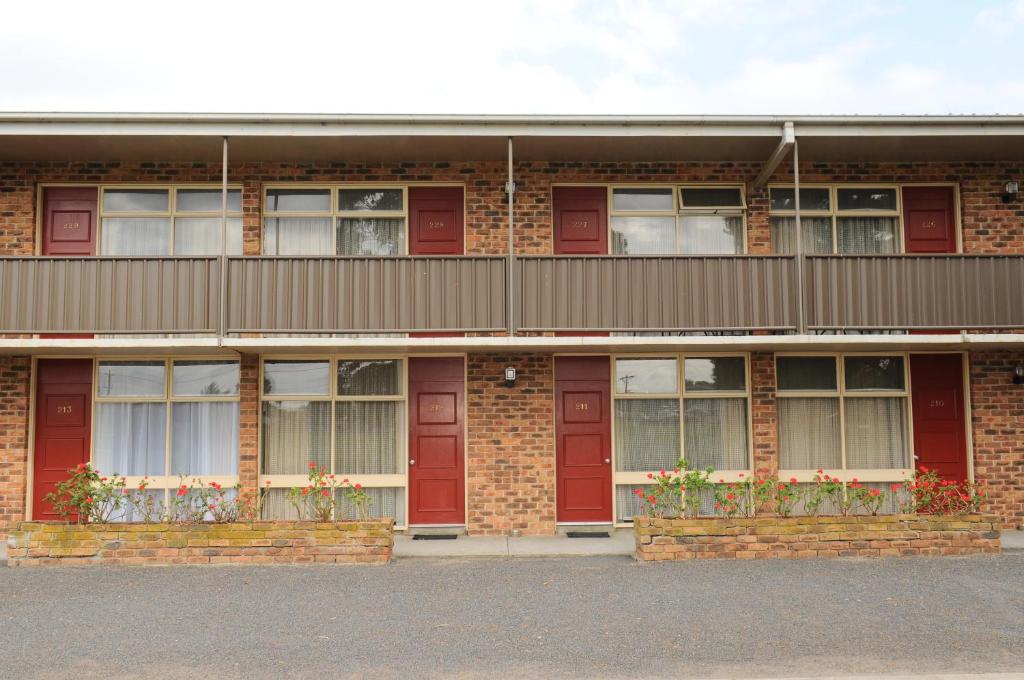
[
  {"left": 553, "top": 186, "right": 607, "bottom": 255},
  {"left": 408, "top": 186, "right": 464, "bottom": 255},
  {"left": 910, "top": 354, "right": 968, "bottom": 481},
  {"left": 902, "top": 186, "right": 957, "bottom": 254},
  {"left": 33, "top": 359, "right": 93, "bottom": 520},
  {"left": 42, "top": 187, "right": 98, "bottom": 256}
]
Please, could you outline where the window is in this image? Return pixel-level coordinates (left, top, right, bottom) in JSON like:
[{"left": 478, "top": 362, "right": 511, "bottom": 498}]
[
  {"left": 263, "top": 186, "right": 408, "bottom": 256},
  {"left": 769, "top": 185, "right": 901, "bottom": 254},
  {"left": 609, "top": 185, "right": 745, "bottom": 255},
  {"left": 93, "top": 359, "right": 240, "bottom": 512},
  {"left": 260, "top": 358, "right": 406, "bottom": 524},
  {"left": 613, "top": 355, "right": 750, "bottom": 521},
  {"left": 100, "top": 187, "right": 242, "bottom": 256},
  {"left": 776, "top": 355, "right": 911, "bottom": 480}
]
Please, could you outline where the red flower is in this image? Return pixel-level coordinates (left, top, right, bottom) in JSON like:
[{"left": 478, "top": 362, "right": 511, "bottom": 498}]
[
  {"left": 633, "top": 488, "right": 643, "bottom": 497},
  {"left": 354, "top": 483, "right": 362, "bottom": 490},
  {"left": 100, "top": 477, "right": 108, "bottom": 482},
  {"left": 647, "top": 473, "right": 654, "bottom": 480},
  {"left": 660, "top": 469, "right": 666, "bottom": 477},
  {"left": 343, "top": 478, "right": 349, "bottom": 484},
  {"left": 177, "top": 486, "right": 188, "bottom": 497},
  {"left": 726, "top": 493, "right": 736, "bottom": 500},
  {"left": 301, "top": 488, "right": 310, "bottom": 496},
  {"left": 329, "top": 474, "right": 335, "bottom": 480},
  {"left": 647, "top": 495, "right": 656, "bottom": 504},
  {"left": 869, "top": 489, "right": 881, "bottom": 497},
  {"left": 123, "top": 489, "right": 131, "bottom": 495},
  {"left": 308, "top": 462, "right": 317, "bottom": 469},
  {"left": 890, "top": 483, "right": 902, "bottom": 492},
  {"left": 738, "top": 473, "right": 744, "bottom": 478},
  {"left": 789, "top": 477, "right": 798, "bottom": 484},
  {"left": 321, "top": 490, "right": 330, "bottom": 498},
  {"left": 816, "top": 469, "right": 823, "bottom": 474},
  {"left": 852, "top": 478, "right": 859, "bottom": 483}
]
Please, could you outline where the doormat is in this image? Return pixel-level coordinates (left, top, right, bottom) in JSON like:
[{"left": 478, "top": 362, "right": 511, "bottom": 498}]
[
  {"left": 412, "top": 534, "right": 459, "bottom": 540},
  {"left": 566, "top": 531, "right": 610, "bottom": 539}
]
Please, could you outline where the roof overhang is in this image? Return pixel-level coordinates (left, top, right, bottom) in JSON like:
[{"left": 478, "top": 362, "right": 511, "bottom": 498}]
[{"left": 1, "top": 113, "right": 1023, "bottom": 162}]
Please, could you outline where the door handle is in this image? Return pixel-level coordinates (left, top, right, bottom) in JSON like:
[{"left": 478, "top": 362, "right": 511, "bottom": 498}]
[
  {"left": 409, "top": 459, "right": 416, "bottom": 466},
  {"left": 604, "top": 458, "right": 611, "bottom": 464}
]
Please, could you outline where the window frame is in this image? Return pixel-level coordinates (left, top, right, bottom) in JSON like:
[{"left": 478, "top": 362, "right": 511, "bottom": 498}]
[
  {"left": 605, "top": 184, "right": 748, "bottom": 255},
  {"left": 91, "top": 356, "right": 242, "bottom": 505},
  {"left": 97, "top": 184, "right": 244, "bottom": 256},
  {"left": 774, "top": 351, "right": 913, "bottom": 483},
  {"left": 608, "top": 352, "right": 753, "bottom": 526},
  {"left": 258, "top": 354, "right": 410, "bottom": 526}
]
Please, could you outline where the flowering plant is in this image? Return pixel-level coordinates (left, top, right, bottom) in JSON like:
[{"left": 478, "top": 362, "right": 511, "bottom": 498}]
[
  {"left": 634, "top": 467, "right": 682, "bottom": 519},
  {"left": 713, "top": 477, "right": 749, "bottom": 518},
  {"left": 125, "top": 476, "right": 163, "bottom": 523},
  {"left": 899, "top": 467, "right": 985, "bottom": 515},
  {"left": 43, "top": 463, "right": 127, "bottom": 523},
  {"left": 287, "top": 461, "right": 372, "bottom": 521},
  {"left": 847, "top": 479, "right": 886, "bottom": 516},
  {"left": 804, "top": 471, "right": 845, "bottom": 516},
  {"left": 772, "top": 476, "right": 802, "bottom": 517}
]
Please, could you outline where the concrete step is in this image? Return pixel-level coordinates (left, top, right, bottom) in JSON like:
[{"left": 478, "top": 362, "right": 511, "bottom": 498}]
[{"left": 393, "top": 529, "right": 634, "bottom": 559}]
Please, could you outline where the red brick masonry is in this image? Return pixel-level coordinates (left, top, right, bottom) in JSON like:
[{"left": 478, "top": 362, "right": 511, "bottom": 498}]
[
  {"left": 6, "top": 520, "right": 394, "bottom": 567},
  {"left": 634, "top": 515, "right": 1001, "bottom": 561}
]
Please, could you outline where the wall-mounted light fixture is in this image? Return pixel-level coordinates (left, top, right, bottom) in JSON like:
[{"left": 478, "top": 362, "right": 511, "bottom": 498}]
[
  {"left": 1014, "top": 365, "right": 1024, "bottom": 385},
  {"left": 1002, "top": 180, "right": 1019, "bottom": 204},
  {"left": 504, "top": 366, "right": 517, "bottom": 388}
]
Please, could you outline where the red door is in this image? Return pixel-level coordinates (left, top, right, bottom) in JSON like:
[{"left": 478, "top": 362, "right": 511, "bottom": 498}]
[
  {"left": 553, "top": 186, "right": 607, "bottom": 255},
  {"left": 409, "top": 187, "right": 464, "bottom": 337},
  {"left": 408, "top": 357, "right": 465, "bottom": 525},
  {"left": 555, "top": 356, "right": 613, "bottom": 522},
  {"left": 33, "top": 359, "right": 93, "bottom": 520},
  {"left": 902, "top": 186, "right": 957, "bottom": 254},
  {"left": 42, "top": 187, "right": 98, "bottom": 256},
  {"left": 910, "top": 354, "right": 968, "bottom": 481}
]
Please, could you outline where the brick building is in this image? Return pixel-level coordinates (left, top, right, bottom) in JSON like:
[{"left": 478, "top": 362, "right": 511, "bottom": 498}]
[{"left": 0, "top": 113, "right": 1022, "bottom": 536}]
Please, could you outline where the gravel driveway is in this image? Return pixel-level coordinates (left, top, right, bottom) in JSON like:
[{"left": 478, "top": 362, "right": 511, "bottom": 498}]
[{"left": 1, "top": 554, "right": 1022, "bottom": 679}]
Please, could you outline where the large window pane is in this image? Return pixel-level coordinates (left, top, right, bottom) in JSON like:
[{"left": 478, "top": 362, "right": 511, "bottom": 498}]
[
  {"left": 844, "top": 398, "right": 909, "bottom": 468},
  {"left": 98, "top": 361, "right": 165, "bottom": 397},
  {"left": 334, "top": 401, "right": 402, "bottom": 474},
  {"left": 615, "top": 358, "right": 677, "bottom": 394},
  {"left": 611, "top": 216, "right": 676, "bottom": 254},
  {"left": 335, "top": 486, "right": 405, "bottom": 523},
  {"left": 100, "top": 217, "right": 171, "bottom": 255},
  {"left": 261, "top": 401, "right": 331, "bottom": 474},
  {"left": 337, "top": 218, "right": 404, "bottom": 255},
  {"left": 837, "top": 187, "right": 897, "bottom": 211},
  {"left": 171, "top": 402, "right": 239, "bottom": 475},
  {"left": 176, "top": 189, "right": 242, "bottom": 213},
  {"left": 263, "top": 217, "right": 333, "bottom": 255},
  {"left": 338, "top": 188, "right": 403, "bottom": 212},
  {"left": 263, "top": 360, "right": 330, "bottom": 396},
  {"left": 614, "top": 399, "right": 679, "bottom": 471},
  {"left": 337, "top": 360, "right": 401, "bottom": 396},
  {"left": 777, "top": 357, "right": 837, "bottom": 391},
  {"left": 172, "top": 361, "right": 240, "bottom": 397},
  {"left": 612, "top": 188, "right": 673, "bottom": 211},
  {"left": 844, "top": 356, "right": 904, "bottom": 391},
  {"left": 770, "top": 216, "right": 833, "bottom": 254},
  {"left": 103, "top": 189, "right": 169, "bottom": 212},
  {"left": 684, "top": 398, "right": 748, "bottom": 470},
  {"left": 836, "top": 216, "right": 898, "bottom": 254},
  {"left": 679, "top": 215, "right": 743, "bottom": 254},
  {"left": 684, "top": 357, "right": 745, "bottom": 392},
  {"left": 769, "top": 187, "right": 831, "bottom": 211},
  {"left": 174, "top": 217, "right": 242, "bottom": 255},
  {"left": 778, "top": 397, "right": 841, "bottom": 469},
  {"left": 679, "top": 187, "right": 743, "bottom": 208},
  {"left": 94, "top": 403, "right": 167, "bottom": 476},
  {"left": 265, "top": 189, "right": 330, "bottom": 212}
]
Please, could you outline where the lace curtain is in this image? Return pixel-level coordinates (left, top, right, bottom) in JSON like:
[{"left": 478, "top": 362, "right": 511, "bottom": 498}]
[
  {"left": 263, "top": 217, "right": 333, "bottom": 255},
  {"left": 683, "top": 398, "right": 748, "bottom": 470}
]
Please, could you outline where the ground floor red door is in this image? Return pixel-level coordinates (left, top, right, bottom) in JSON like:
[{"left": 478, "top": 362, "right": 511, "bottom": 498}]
[
  {"left": 555, "top": 356, "right": 612, "bottom": 523},
  {"left": 33, "top": 359, "right": 93, "bottom": 520},
  {"left": 910, "top": 354, "right": 969, "bottom": 481},
  {"left": 408, "top": 357, "right": 465, "bottom": 525}
]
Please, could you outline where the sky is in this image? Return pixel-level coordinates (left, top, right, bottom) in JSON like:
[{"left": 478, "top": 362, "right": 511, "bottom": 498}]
[{"left": 1, "top": 0, "right": 1022, "bottom": 115}]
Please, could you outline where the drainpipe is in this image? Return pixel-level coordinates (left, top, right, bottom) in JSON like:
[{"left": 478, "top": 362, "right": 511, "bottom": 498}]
[
  {"left": 793, "top": 136, "right": 807, "bottom": 335},
  {"left": 506, "top": 137, "right": 516, "bottom": 336},
  {"left": 219, "top": 136, "right": 229, "bottom": 341}
]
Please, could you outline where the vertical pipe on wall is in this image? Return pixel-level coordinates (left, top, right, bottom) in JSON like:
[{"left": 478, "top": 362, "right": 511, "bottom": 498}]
[
  {"left": 219, "top": 136, "right": 229, "bottom": 339},
  {"left": 506, "top": 136, "right": 516, "bottom": 336},
  {"left": 793, "top": 137, "right": 806, "bottom": 334}
]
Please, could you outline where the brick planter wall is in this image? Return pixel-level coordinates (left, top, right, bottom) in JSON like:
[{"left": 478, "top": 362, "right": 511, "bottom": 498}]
[
  {"left": 634, "top": 515, "right": 1001, "bottom": 561},
  {"left": 6, "top": 520, "right": 394, "bottom": 567}
]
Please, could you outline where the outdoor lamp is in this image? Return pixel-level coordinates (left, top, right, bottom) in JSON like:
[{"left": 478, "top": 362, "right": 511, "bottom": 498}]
[
  {"left": 504, "top": 367, "right": 517, "bottom": 388},
  {"left": 1014, "top": 365, "right": 1024, "bottom": 385},
  {"left": 1002, "top": 180, "right": 1019, "bottom": 204}
]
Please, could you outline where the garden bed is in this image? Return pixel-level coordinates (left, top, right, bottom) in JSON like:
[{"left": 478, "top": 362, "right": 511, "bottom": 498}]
[
  {"left": 6, "top": 519, "right": 394, "bottom": 567},
  {"left": 634, "top": 514, "right": 1001, "bottom": 561}
]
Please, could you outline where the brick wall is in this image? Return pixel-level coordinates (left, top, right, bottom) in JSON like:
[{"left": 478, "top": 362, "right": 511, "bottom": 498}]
[
  {"left": 750, "top": 352, "right": 778, "bottom": 475},
  {"left": 466, "top": 352, "right": 556, "bottom": 535},
  {"left": 969, "top": 350, "right": 1024, "bottom": 528},
  {"left": 239, "top": 354, "right": 259, "bottom": 490},
  {"left": 0, "top": 356, "right": 31, "bottom": 538}
]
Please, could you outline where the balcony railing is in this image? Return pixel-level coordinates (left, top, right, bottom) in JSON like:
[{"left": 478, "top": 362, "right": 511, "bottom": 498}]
[{"left": 2, "top": 254, "right": 1024, "bottom": 336}]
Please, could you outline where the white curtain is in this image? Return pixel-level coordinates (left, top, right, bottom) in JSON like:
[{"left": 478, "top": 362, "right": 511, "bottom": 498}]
[
  {"left": 263, "top": 217, "right": 333, "bottom": 255},
  {"left": 261, "top": 401, "right": 331, "bottom": 474},
  {"left": 683, "top": 398, "right": 748, "bottom": 470},
  {"left": 174, "top": 217, "right": 243, "bottom": 256},
  {"left": 170, "top": 402, "right": 240, "bottom": 476},
  {"left": 94, "top": 403, "right": 167, "bottom": 476},
  {"left": 337, "top": 218, "right": 404, "bottom": 255},
  {"left": 845, "top": 397, "right": 909, "bottom": 468},
  {"left": 778, "top": 398, "right": 841, "bottom": 469},
  {"left": 335, "top": 401, "right": 402, "bottom": 474},
  {"left": 679, "top": 215, "right": 744, "bottom": 254},
  {"left": 770, "top": 217, "right": 833, "bottom": 254},
  {"left": 610, "top": 216, "right": 676, "bottom": 254},
  {"left": 101, "top": 217, "right": 172, "bottom": 255},
  {"left": 836, "top": 217, "right": 899, "bottom": 254},
  {"left": 614, "top": 399, "right": 680, "bottom": 471}
]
